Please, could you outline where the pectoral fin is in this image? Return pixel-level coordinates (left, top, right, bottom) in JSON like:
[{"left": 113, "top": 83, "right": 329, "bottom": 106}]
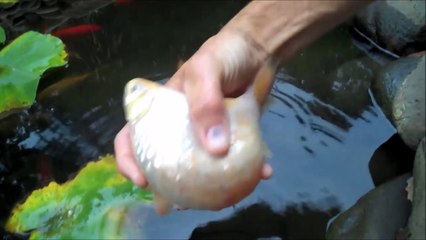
[{"left": 153, "top": 193, "right": 172, "bottom": 215}]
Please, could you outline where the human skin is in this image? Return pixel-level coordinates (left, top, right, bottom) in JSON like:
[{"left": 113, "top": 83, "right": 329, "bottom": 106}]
[{"left": 115, "top": 0, "right": 372, "bottom": 189}]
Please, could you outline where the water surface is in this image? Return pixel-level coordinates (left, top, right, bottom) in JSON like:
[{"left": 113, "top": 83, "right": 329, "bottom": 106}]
[{"left": 0, "top": 1, "right": 396, "bottom": 239}]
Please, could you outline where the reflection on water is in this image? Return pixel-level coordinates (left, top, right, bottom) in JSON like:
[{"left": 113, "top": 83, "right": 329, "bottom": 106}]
[{"left": 0, "top": 1, "right": 397, "bottom": 239}]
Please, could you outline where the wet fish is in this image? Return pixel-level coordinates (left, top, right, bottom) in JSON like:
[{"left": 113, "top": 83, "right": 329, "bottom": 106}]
[
  {"left": 123, "top": 63, "right": 276, "bottom": 215},
  {"left": 51, "top": 24, "right": 102, "bottom": 38},
  {"left": 37, "top": 73, "right": 90, "bottom": 101}
]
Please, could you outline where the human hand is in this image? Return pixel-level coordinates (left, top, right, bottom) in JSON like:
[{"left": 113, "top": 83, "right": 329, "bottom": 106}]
[{"left": 115, "top": 30, "right": 273, "bottom": 189}]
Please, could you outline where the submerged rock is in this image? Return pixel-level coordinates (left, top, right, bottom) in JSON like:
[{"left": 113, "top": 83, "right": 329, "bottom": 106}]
[
  {"left": 326, "top": 173, "right": 412, "bottom": 240},
  {"left": 373, "top": 53, "right": 425, "bottom": 149},
  {"left": 325, "top": 57, "right": 379, "bottom": 119},
  {"left": 355, "top": 0, "right": 426, "bottom": 55},
  {"left": 407, "top": 138, "right": 425, "bottom": 240}
]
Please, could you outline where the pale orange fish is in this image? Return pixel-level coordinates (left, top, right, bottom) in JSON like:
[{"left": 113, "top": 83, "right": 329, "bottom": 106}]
[{"left": 123, "top": 60, "right": 277, "bottom": 215}]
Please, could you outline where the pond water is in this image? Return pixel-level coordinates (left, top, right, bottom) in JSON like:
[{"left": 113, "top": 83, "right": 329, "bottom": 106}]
[{"left": 1, "top": 1, "right": 397, "bottom": 239}]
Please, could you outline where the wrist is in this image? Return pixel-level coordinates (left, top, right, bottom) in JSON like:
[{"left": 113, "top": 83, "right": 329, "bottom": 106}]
[{"left": 221, "top": 1, "right": 372, "bottom": 64}]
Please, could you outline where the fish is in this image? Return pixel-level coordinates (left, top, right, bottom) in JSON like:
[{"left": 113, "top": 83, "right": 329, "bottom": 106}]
[
  {"left": 37, "top": 73, "right": 90, "bottom": 101},
  {"left": 51, "top": 24, "right": 102, "bottom": 38},
  {"left": 123, "top": 61, "right": 277, "bottom": 215}
]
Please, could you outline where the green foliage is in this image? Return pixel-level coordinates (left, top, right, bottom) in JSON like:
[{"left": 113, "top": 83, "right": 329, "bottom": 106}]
[
  {"left": 6, "top": 155, "right": 153, "bottom": 239},
  {"left": 0, "top": 31, "right": 67, "bottom": 115},
  {"left": 0, "top": 0, "right": 17, "bottom": 3},
  {"left": 0, "top": 26, "right": 5, "bottom": 44}
]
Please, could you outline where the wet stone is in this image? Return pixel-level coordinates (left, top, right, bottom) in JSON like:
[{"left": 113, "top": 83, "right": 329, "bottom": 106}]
[
  {"left": 355, "top": 0, "right": 426, "bottom": 55},
  {"left": 392, "top": 55, "right": 425, "bottom": 149},
  {"left": 326, "top": 173, "right": 412, "bottom": 240},
  {"left": 325, "top": 57, "right": 380, "bottom": 119},
  {"left": 407, "top": 137, "right": 425, "bottom": 240},
  {"left": 373, "top": 53, "right": 425, "bottom": 150}
]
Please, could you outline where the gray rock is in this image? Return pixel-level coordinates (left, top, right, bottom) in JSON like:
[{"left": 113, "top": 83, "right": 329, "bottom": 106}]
[
  {"left": 373, "top": 54, "right": 425, "bottom": 149},
  {"left": 393, "top": 55, "right": 425, "bottom": 149},
  {"left": 355, "top": 0, "right": 425, "bottom": 54},
  {"left": 326, "top": 173, "right": 412, "bottom": 240},
  {"left": 408, "top": 137, "right": 425, "bottom": 240},
  {"left": 373, "top": 55, "right": 419, "bottom": 119}
]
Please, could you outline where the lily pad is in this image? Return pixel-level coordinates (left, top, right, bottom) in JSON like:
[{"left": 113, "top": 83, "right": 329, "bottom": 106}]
[
  {"left": 0, "top": 26, "right": 5, "bottom": 44},
  {"left": 6, "top": 155, "right": 153, "bottom": 239},
  {"left": 0, "top": 31, "right": 67, "bottom": 114},
  {"left": 0, "top": 0, "right": 17, "bottom": 3}
]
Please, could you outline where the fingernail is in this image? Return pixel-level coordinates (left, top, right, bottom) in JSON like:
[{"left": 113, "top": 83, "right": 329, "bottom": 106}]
[{"left": 206, "top": 125, "right": 228, "bottom": 150}]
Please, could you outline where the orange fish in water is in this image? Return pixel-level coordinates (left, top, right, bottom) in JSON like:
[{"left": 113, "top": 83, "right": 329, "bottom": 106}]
[
  {"left": 37, "top": 73, "right": 90, "bottom": 101},
  {"left": 51, "top": 24, "right": 102, "bottom": 38}
]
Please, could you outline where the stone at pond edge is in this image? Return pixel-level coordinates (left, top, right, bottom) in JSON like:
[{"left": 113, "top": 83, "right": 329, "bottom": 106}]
[
  {"left": 354, "top": 0, "right": 425, "bottom": 55},
  {"left": 408, "top": 137, "right": 426, "bottom": 240},
  {"left": 373, "top": 53, "right": 425, "bottom": 150},
  {"left": 393, "top": 55, "right": 425, "bottom": 150},
  {"left": 326, "top": 173, "right": 412, "bottom": 240}
]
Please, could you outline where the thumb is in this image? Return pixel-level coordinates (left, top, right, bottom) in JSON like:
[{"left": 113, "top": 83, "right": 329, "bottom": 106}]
[{"left": 183, "top": 64, "right": 230, "bottom": 156}]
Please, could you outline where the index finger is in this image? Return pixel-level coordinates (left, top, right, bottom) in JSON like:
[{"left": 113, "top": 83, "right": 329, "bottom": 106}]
[{"left": 114, "top": 124, "right": 148, "bottom": 188}]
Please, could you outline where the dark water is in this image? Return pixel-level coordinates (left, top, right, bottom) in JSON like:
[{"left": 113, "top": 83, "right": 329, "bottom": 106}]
[{"left": 0, "top": 1, "right": 397, "bottom": 239}]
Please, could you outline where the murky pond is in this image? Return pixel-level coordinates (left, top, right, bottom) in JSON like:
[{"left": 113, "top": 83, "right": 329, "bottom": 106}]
[{"left": 1, "top": 1, "right": 398, "bottom": 239}]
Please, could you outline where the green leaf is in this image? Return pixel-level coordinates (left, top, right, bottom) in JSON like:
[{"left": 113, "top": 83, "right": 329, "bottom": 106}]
[
  {"left": 0, "top": 0, "right": 18, "bottom": 3},
  {"left": 0, "top": 65, "right": 39, "bottom": 112},
  {"left": 6, "top": 155, "right": 153, "bottom": 239},
  {"left": 0, "top": 31, "right": 67, "bottom": 75},
  {"left": 0, "top": 31, "right": 67, "bottom": 114},
  {"left": 0, "top": 26, "right": 5, "bottom": 44}
]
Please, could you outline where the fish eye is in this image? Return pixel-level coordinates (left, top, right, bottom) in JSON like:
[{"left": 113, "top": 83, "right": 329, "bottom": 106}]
[{"left": 130, "top": 84, "right": 143, "bottom": 93}]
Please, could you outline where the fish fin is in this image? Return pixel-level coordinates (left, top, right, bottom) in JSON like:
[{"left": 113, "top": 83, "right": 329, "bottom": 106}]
[
  {"left": 153, "top": 193, "right": 172, "bottom": 215},
  {"left": 252, "top": 58, "right": 280, "bottom": 107}
]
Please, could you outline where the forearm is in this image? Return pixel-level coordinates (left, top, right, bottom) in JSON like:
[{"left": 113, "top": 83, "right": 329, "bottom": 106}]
[{"left": 221, "top": 0, "right": 372, "bottom": 64}]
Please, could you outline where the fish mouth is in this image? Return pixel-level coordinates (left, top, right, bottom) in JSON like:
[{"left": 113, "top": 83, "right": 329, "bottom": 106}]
[{"left": 123, "top": 78, "right": 156, "bottom": 122}]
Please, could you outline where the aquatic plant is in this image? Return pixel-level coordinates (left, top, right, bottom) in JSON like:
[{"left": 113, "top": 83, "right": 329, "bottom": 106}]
[
  {"left": 0, "top": 0, "right": 17, "bottom": 3},
  {"left": 0, "top": 27, "right": 67, "bottom": 116},
  {"left": 6, "top": 155, "right": 153, "bottom": 239},
  {"left": 0, "top": 26, "right": 5, "bottom": 44}
]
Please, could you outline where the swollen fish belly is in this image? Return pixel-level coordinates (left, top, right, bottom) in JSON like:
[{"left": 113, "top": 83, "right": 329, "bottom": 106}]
[{"left": 123, "top": 78, "right": 268, "bottom": 214}]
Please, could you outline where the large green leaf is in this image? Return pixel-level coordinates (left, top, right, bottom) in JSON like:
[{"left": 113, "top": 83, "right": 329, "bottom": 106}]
[
  {"left": 0, "top": 31, "right": 67, "bottom": 114},
  {"left": 0, "top": 0, "right": 17, "bottom": 3},
  {"left": 0, "top": 26, "right": 5, "bottom": 44},
  {"left": 6, "top": 155, "right": 153, "bottom": 239}
]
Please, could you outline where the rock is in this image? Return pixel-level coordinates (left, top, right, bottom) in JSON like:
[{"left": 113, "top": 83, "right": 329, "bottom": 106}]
[
  {"left": 393, "top": 55, "right": 426, "bottom": 149},
  {"left": 326, "top": 173, "right": 412, "bottom": 240},
  {"left": 355, "top": 0, "right": 426, "bottom": 54},
  {"left": 325, "top": 57, "right": 380, "bottom": 119},
  {"left": 373, "top": 54, "right": 425, "bottom": 149},
  {"left": 369, "top": 134, "right": 415, "bottom": 187},
  {"left": 373, "top": 55, "right": 419, "bottom": 119},
  {"left": 406, "top": 177, "right": 414, "bottom": 202},
  {"left": 407, "top": 137, "right": 425, "bottom": 240}
]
